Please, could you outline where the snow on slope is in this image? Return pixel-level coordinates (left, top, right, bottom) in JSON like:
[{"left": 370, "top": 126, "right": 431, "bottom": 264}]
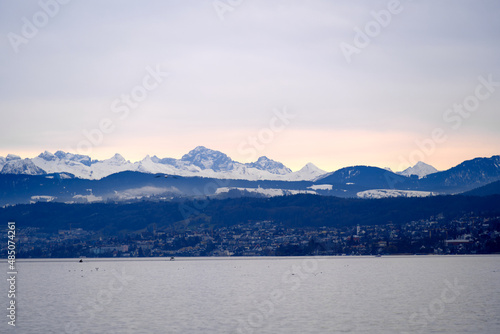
[
  {"left": 357, "top": 189, "right": 435, "bottom": 199},
  {"left": 6, "top": 154, "right": 21, "bottom": 161},
  {"left": 136, "top": 155, "right": 179, "bottom": 174},
  {"left": 30, "top": 195, "right": 56, "bottom": 203},
  {"left": 180, "top": 146, "right": 235, "bottom": 171},
  {"left": 286, "top": 163, "right": 327, "bottom": 181},
  {"left": 1, "top": 157, "right": 46, "bottom": 175},
  {"left": 32, "top": 152, "right": 136, "bottom": 179},
  {"left": 215, "top": 187, "right": 317, "bottom": 197},
  {"left": 112, "top": 186, "right": 181, "bottom": 201},
  {"left": 89, "top": 154, "right": 136, "bottom": 179},
  {"left": 398, "top": 161, "right": 438, "bottom": 178},
  {"left": 72, "top": 194, "right": 103, "bottom": 203},
  {"left": 245, "top": 156, "right": 291, "bottom": 175},
  {"left": 32, "top": 151, "right": 92, "bottom": 178},
  {"left": 308, "top": 184, "right": 333, "bottom": 191}
]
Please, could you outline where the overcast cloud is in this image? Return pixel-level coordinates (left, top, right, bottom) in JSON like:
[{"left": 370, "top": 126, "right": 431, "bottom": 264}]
[{"left": 1, "top": 0, "right": 499, "bottom": 171}]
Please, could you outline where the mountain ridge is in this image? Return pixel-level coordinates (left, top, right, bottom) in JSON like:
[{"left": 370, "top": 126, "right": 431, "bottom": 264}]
[
  {"left": 0, "top": 146, "right": 326, "bottom": 181},
  {"left": 0, "top": 154, "right": 499, "bottom": 206},
  {"left": 1, "top": 148, "right": 497, "bottom": 191}
]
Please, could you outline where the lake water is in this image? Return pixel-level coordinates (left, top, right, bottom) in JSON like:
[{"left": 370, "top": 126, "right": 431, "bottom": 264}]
[{"left": 1, "top": 255, "right": 499, "bottom": 333}]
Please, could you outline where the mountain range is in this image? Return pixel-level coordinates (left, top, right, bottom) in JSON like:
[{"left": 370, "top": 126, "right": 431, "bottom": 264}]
[
  {"left": 0, "top": 146, "right": 325, "bottom": 181},
  {"left": 0, "top": 146, "right": 442, "bottom": 181},
  {"left": 0, "top": 148, "right": 499, "bottom": 205}
]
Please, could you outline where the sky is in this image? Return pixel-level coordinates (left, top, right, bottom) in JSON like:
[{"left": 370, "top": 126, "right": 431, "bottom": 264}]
[{"left": 0, "top": 0, "right": 499, "bottom": 172}]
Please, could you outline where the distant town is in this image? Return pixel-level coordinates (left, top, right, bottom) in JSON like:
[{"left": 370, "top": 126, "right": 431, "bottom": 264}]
[{"left": 5, "top": 214, "right": 500, "bottom": 258}]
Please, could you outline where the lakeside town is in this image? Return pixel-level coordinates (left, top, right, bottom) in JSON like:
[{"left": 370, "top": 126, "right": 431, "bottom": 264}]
[{"left": 5, "top": 214, "right": 500, "bottom": 258}]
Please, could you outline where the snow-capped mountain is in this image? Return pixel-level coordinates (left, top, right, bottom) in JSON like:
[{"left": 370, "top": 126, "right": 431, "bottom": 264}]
[
  {"left": 398, "top": 161, "right": 438, "bottom": 178},
  {"left": 1, "top": 146, "right": 328, "bottom": 181},
  {"left": 179, "top": 146, "right": 235, "bottom": 171},
  {"left": 88, "top": 154, "right": 137, "bottom": 179},
  {"left": 1, "top": 155, "right": 46, "bottom": 175},
  {"left": 33, "top": 151, "right": 92, "bottom": 179},
  {"left": 287, "top": 163, "right": 326, "bottom": 181},
  {"left": 6, "top": 154, "right": 21, "bottom": 161},
  {"left": 54, "top": 151, "right": 93, "bottom": 166},
  {"left": 246, "top": 156, "right": 291, "bottom": 175}
]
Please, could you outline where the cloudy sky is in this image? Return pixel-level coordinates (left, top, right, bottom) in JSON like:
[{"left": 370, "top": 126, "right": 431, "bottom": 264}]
[{"left": 1, "top": 0, "right": 499, "bottom": 172}]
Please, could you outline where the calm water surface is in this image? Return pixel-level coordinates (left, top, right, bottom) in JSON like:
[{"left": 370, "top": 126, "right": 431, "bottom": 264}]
[{"left": 1, "top": 255, "right": 499, "bottom": 333}]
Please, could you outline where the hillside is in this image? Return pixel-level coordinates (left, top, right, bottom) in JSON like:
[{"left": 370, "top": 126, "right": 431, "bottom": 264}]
[{"left": 1, "top": 194, "right": 499, "bottom": 234}]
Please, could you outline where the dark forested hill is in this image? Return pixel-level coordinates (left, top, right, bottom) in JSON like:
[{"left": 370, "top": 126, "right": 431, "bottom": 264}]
[
  {"left": 1, "top": 194, "right": 499, "bottom": 235},
  {"left": 462, "top": 180, "right": 500, "bottom": 196}
]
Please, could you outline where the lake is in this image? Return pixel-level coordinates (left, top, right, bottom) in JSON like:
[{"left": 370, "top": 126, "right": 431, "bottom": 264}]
[{"left": 1, "top": 255, "right": 499, "bottom": 333}]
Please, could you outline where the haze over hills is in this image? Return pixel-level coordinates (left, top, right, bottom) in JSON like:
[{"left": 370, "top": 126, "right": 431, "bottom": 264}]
[{"left": 462, "top": 180, "right": 500, "bottom": 197}]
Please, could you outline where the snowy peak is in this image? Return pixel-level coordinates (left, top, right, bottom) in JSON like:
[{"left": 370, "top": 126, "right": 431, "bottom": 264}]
[
  {"left": 287, "top": 163, "right": 327, "bottom": 181},
  {"left": 1, "top": 158, "right": 46, "bottom": 175},
  {"left": 181, "top": 146, "right": 234, "bottom": 171},
  {"left": 38, "top": 151, "right": 56, "bottom": 161},
  {"left": 299, "top": 163, "right": 325, "bottom": 174},
  {"left": 32, "top": 151, "right": 93, "bottom": 179},
  {"left": 398, "top": 161, "right": 438, "bottom": 178},
  {"left": 158, "top": 157, "right": 176, "bottom": 166},
  {"left": 246, "top": 156, "right": 292, "bottom": 175},
  {"left": 54, "top": 151, "right": 93, "bottom": 166},
  {"left": 141, "top": 155, "right": 153, "bottom": 163},
  {"left": 136, "top": 154, "right": 176, "bottom": 174},
  {"left": 108, "top": 153, "right": 126, "bottom": 164},
  {"left": 6, "top": 154, "right": 21, "bottom": 161},
  {"left": 89, "top": 154, "right": 134, "bottom": 179}
]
